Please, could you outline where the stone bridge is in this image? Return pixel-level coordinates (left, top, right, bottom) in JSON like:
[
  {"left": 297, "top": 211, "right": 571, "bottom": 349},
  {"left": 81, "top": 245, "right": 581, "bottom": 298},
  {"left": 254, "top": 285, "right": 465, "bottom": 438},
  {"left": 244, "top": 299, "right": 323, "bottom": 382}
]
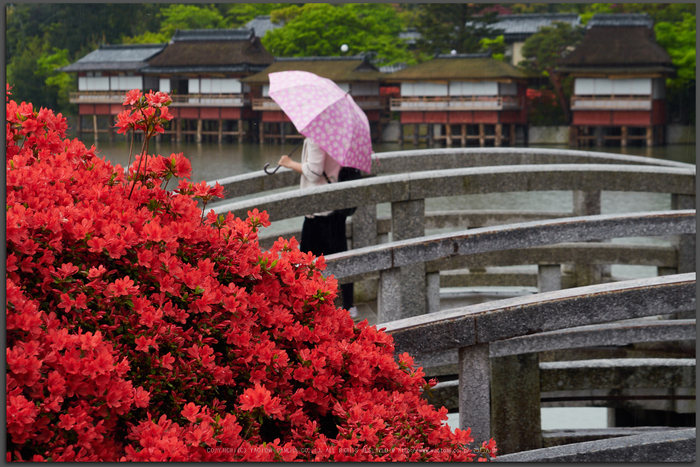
[{"left": 207, "top": 148, "right": 696, "bottom": 460}]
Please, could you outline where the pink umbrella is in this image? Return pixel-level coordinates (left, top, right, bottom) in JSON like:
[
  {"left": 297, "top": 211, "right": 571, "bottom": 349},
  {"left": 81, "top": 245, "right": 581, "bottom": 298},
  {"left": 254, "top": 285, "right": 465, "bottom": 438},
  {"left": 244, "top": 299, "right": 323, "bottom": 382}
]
[{"left": 268, "top": 71, "right": 372, "bottom": 173}]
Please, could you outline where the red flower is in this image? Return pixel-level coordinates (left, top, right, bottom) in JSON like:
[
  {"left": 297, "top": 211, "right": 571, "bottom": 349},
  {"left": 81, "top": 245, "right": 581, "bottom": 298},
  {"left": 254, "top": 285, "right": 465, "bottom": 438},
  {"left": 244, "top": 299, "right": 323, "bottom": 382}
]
[
  {"left": 123, "top": 90, "right": 142, "bottom": 106},
  {"left": 238, "top": 383, "right": 284, "bottom": 419}
]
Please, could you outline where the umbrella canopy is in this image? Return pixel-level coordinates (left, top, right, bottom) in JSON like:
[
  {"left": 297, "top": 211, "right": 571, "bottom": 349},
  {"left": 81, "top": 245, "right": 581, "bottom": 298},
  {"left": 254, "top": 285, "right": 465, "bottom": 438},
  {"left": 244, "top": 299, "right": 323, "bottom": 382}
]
[{"left": 268, "top": 71, "right": 372, "bottom": 173}]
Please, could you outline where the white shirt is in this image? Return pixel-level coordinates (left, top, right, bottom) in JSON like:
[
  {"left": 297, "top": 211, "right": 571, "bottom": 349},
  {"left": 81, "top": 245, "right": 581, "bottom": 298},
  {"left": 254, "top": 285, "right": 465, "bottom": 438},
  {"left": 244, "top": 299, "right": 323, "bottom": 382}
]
[{"left": 300, "top": 139, "right": 341, "bottom": 217}]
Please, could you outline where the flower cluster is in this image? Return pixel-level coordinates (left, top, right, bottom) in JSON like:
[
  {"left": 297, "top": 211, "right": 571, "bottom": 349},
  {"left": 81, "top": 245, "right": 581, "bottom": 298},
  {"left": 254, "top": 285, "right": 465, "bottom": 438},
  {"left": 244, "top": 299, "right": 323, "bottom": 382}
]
[{"left": 6, "top": 86, "right": 496, "bottom": 462}]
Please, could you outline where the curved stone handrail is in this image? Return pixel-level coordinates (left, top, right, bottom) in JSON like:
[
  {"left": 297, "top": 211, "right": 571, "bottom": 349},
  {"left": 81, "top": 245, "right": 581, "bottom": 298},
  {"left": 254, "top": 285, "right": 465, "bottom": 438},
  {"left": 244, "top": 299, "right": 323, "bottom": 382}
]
[
  {"left": 495, "top": 428, "right": 696, "bottom": 462},
  {"left": 383, "top": 273, "right": 696, "bottom": 353},
  {"left": 323, "top": 210, "right": 696, "bottom": 281},
  {"left": 208, "top": 147, "right": 694, "bottom": 201},
  {"left": 212, "top": 164, "right": 695, "bottom": 221},
  {"left": 384, "top": 273, "right": 696, "bottom": 444}
]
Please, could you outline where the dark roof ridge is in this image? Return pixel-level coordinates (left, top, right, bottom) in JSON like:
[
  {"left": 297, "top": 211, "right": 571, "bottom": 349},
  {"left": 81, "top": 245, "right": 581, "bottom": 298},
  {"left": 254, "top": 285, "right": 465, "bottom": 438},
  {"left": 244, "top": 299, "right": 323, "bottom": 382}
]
[
  {"left": 274, "top": 55, "right": 365, "bottom": 62},
  {"left": 587, "top": 13, "right": 653, "bottom": 28},
  {"left": 495, "top": 13, "right": 580, "bottom": 19},
  {"left": 171, "top": 28, "right": 254, "bottom": 42},
  {"left": 99, "top": 43, "right": 167, "bottom": 50},
  {"left": 435, "top": 52, "right": 492, "bottom": 59}
]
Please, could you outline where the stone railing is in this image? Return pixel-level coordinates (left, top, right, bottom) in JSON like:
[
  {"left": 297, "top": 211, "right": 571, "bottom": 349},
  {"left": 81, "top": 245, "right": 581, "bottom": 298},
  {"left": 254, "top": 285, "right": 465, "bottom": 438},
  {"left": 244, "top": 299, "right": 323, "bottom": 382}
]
[
  {"left": 383, "top": 273, "right": 696, "bottom": 455},
  {"left": 208, "top": 147, "right": 693, "bottom": 202}
]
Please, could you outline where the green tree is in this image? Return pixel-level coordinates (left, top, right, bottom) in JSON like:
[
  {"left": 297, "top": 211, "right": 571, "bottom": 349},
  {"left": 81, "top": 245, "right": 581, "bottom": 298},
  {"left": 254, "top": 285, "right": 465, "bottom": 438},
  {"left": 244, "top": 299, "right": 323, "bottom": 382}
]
[
  {"left": 124, "top": 4, "right": 229, "bottom": 43},
  {"left": 412, "top": 3, "right": 499, "bottom": 55},
  {"left": 36, "top": 48, "right": 74, "bottom": 111},
  {"left": 223, "top": 3, "right": 293, "bottom": 28},
  {"left": 479, "top": 35, "right": 506, "bottom": 61},
  {"left": 520, "top": 22, "right": 585, "bottom": 123},
  {"left": 655, "top": 12, "right": 696, "bottom": 124},
  {"left": 262, "top": 4, "right": 414, "bottom": 66}
]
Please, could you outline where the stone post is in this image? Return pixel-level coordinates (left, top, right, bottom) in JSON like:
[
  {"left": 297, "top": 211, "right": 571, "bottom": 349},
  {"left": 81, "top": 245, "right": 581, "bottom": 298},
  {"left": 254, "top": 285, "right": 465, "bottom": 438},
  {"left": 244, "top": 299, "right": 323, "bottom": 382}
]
[
  {"left": 490, "top": 353, "right": 542, "bottom": 454},
  {"left": 384, "top": 199, "right": 426, "bottom": 320},
  {"left": 671, "top": 194, "right": 696, "bottom": 274},
  {"left": 351, "top": 204, "right": 378, "bottom": 303},
  {"left": 426, "top": 272, "right": 441, "bottom": 313},
  {"left": 458, "top": 344, "right": 491, "bottom": 443},
  {"left": 538, "top": 264, "right": 562, "bottom": 292},
  {"left": 572, "top": 190, "right": 607, "bottom": 286}
]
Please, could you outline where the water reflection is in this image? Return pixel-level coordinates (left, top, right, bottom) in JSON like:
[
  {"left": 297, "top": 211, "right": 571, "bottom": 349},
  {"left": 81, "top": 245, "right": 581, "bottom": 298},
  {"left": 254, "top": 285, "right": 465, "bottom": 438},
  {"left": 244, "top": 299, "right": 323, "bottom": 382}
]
[{"left": 83, "top": 134, "right": 695, "bottom": 184}]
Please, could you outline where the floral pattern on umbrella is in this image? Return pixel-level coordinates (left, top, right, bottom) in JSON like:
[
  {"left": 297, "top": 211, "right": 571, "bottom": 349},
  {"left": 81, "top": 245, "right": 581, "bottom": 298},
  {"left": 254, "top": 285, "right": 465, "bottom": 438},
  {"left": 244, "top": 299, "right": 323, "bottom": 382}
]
[{"left": 269, "top": 71, "right": 372, "bottom": 173}]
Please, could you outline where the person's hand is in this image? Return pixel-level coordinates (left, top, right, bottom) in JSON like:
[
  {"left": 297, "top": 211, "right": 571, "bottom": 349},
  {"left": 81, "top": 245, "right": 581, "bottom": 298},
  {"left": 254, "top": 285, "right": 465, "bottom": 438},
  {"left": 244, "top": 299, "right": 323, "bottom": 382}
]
[{"left": 278, "top": 154, "right": 293, "bottom": 168}]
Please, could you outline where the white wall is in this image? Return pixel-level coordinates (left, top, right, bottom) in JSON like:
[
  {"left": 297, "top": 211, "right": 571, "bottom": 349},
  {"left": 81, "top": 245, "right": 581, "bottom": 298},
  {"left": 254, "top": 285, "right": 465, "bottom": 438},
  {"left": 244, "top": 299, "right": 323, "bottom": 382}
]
[
  {"left": 159, "top": 79, "right": 171, "bottom": 94},
  {"left": 449, "top": 81, "right": 498, "bottom": 96},
  {"left": 109, "top": 76, "right": 142, "bottom": 91},
  {"left": 574, "top": 78, "right": 652, "bottom": 95},
  {"left": 189, "top": 78, "right": 242, "bottom": 94},
  {"left": 402, "top": 81, "right": 448, "bottom": 96}
]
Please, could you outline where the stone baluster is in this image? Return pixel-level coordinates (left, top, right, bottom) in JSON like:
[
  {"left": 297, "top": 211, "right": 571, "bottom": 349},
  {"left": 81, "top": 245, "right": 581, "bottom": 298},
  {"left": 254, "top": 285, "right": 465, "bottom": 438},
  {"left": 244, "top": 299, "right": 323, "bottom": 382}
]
[
  {"left": 458, "top": 344, "right": 491, "bottom": 443},
  {"left": 572, "top": 190, "right": 607, "bottom": 286},
  {"left": 377, "top": 199, "right": 425, "bottom": 322},
  {"left": 351, "top": 204, "right": 378, "bottom": 303},
  {"left": 538, "top": 264, "right": 562, "bottom": 292}
]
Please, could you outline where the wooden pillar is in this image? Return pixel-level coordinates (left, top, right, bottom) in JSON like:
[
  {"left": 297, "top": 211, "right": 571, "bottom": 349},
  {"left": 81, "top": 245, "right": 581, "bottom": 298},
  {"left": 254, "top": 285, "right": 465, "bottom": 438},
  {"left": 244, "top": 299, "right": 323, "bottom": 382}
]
[
  {"left": 238, "top": 119, "right": 244, "bottom": 143},
  {"left": 108, "top": 122, "right": 115, "bottom": 142},
  {"left": 427, "top": 124, "right": 434, "bottom": 146},
  {"left": 495, "top": 123, "right": 502, "bottom": 147},
  {"left": 399, "top": 123, "right": 404, "bottom": 145},
  {"left": 259, "top": 120, "right": 265, "bottom": 143},
  {"left": 569, "top": 126, "right": 578, "bottom": 147},
  {"left": 217, "top": 119, "right": 223, "bottom": 143},
  {"left": 478, "top": 123, "right": 485, "bottom": 147},
  {"left": 280, "top": 122, "right": 286, "bottom": 144},
  {"left": 461, "top": 124, "right": 466, "bottom": 146},
  {"left": 93, "top": 115, "right": 99, "bottom": 141},
  {"left": 621, "top": 126, "right": 628, "bottom": 148},
  {"left": 413, "top": 124, "right": 419, "bottom": 146},
  {"left": 510, "top": 124, "right": 516, "bottom": 146},
  {"left": 646, "top": 125, "right": 653, "bottom": 147},
  {"left": 175, "top": 119, "right": 182, "bottom": 143},
  {"left": 446, "top": 123, "right": 452, "bottom": 147}
]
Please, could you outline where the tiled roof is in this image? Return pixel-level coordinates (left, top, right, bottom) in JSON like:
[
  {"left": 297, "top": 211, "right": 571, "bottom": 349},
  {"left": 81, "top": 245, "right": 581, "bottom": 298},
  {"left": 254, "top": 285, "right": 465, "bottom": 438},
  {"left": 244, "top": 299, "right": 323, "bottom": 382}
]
[
  {"left": 144, "top": 35, "right": 273, "bottom": 72},
  {"left": 586, "top": 13, "right": 654, "bottom": 29},
  {"left": 384, "top": 54, "right": 529, "bottom": 81},
  {"left": 240, "top": 56, "right": 382, "bottom": 84},
  {"left": 478, "top": 13, "right": 581, "bottom": 41},
  {"left": 399, "top": 28, "right": 421, "bottom": 45},
  {"left": 559, "top": 25, "right": 673, "bottom": 70},
  {"left": 244, "top": 15, "right": 284, "bottom": 37},
  {"left": 170, "top": 28, "right": 254, "bottom": 42},
  {"left": 379, "top": 63, "right": 408, "bottom": 74},
  {"left": 59, "top": 44, "right": 166, "bottom": 72}
]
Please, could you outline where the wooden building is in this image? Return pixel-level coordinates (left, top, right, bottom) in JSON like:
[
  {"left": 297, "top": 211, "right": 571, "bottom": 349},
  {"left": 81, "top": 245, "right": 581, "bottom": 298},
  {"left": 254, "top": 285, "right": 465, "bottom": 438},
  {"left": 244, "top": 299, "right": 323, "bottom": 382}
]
[
  {"left": 63, "top": 29, "right": 274, "bottom": 143},
  {"left": 240, "top": 56, "right": 385, "bottom": 143},
  {"left": 60, "top": 43, "right": 166, "bottom": 140},
  {"left": 141, "top": 29, "right": 273, "bottom": 142},
  {"left": 557, "top": 14, "right": 675, "bottom": 147},
  {"left": 385, "top": 52, "right": 529, "bottom": 146}
]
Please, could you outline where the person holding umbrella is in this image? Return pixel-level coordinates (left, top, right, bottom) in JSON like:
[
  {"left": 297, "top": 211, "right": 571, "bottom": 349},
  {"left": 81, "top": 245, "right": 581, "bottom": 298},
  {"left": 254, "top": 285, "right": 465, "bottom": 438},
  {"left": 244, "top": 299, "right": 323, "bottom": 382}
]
[
  {"left": 277, "top": 139, "right": 357, "bottom": 318},
  {"left": 268, "top": 70, "right": 373, "bottom": 320}
]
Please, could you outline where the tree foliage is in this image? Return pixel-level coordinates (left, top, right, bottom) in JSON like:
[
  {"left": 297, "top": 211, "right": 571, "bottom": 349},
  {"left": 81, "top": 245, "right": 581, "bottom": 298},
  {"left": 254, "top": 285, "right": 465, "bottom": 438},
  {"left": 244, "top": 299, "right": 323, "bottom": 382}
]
[
  {"left": 519, "top": 22, "right": 584, "bottom": 73},
  {"left": 412, "top": 4, "right": 499, "bottom": 55},
  {"left": 262, "top": 4, "right": 414, "bottom": 66}
]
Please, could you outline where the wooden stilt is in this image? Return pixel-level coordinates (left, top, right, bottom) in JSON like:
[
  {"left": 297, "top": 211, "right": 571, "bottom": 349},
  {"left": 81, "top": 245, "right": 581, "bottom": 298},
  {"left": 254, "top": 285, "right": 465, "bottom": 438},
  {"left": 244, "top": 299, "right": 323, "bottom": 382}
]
[
  {"left": 93, "top": 115, "right": 99, "bottom": 142},
  {"left": 495, "top": 123, "right": 502, "bottom": 147},
  {"left": 461, "top": 124, "right": 466, "bottom": 146},
  {"left": 510, "top": 124, "right": 516, "bottom": 146},
  {"left": 259, "top": 121, "right": 265, "bottom": 143},
  {"left": 621, "top": 126, "right": 627, "bottom": 148},
  {"left": 427, "top": 124, "right": 434, "bottom": 146},
  {"left": 280, "top": 122, "right": 286, "bottom": 144},
  {"left": 196, "top": 119, "right": 202, "bottom": 143},
  {"left": 218, "top": 119, "right": 223, "bottom": 143},
  {"left": 446, "top": 123, "right": 452, "bottom": 147},
  {"left": 413, "top": 124, "right": 419, "bottom": 146},
  {"left": 399, "top": 124, "right": 404, "bottom": 145},
  {"left": 646, "top": 126, "right": 653, "bottom": 147},
  {"left": 478, "top": 123, "right": 485, "bottom": 147}
]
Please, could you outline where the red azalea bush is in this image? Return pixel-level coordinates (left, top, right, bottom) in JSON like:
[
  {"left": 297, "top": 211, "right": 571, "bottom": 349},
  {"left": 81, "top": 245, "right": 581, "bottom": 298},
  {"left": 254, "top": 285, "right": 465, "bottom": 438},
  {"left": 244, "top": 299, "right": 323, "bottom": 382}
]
[{"left": 6, "top": 85, "right": 497, "bottom": 462}]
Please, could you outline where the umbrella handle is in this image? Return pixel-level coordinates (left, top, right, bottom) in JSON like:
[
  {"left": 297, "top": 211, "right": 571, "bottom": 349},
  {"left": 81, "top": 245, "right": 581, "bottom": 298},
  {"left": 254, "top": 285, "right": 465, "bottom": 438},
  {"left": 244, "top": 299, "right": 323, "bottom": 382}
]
[
  {"left": 263, "top": 140, "right": 305, "bottom": 175},
  {"left": 264, "top": 163, "right": 281, "bottom": 175}
]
